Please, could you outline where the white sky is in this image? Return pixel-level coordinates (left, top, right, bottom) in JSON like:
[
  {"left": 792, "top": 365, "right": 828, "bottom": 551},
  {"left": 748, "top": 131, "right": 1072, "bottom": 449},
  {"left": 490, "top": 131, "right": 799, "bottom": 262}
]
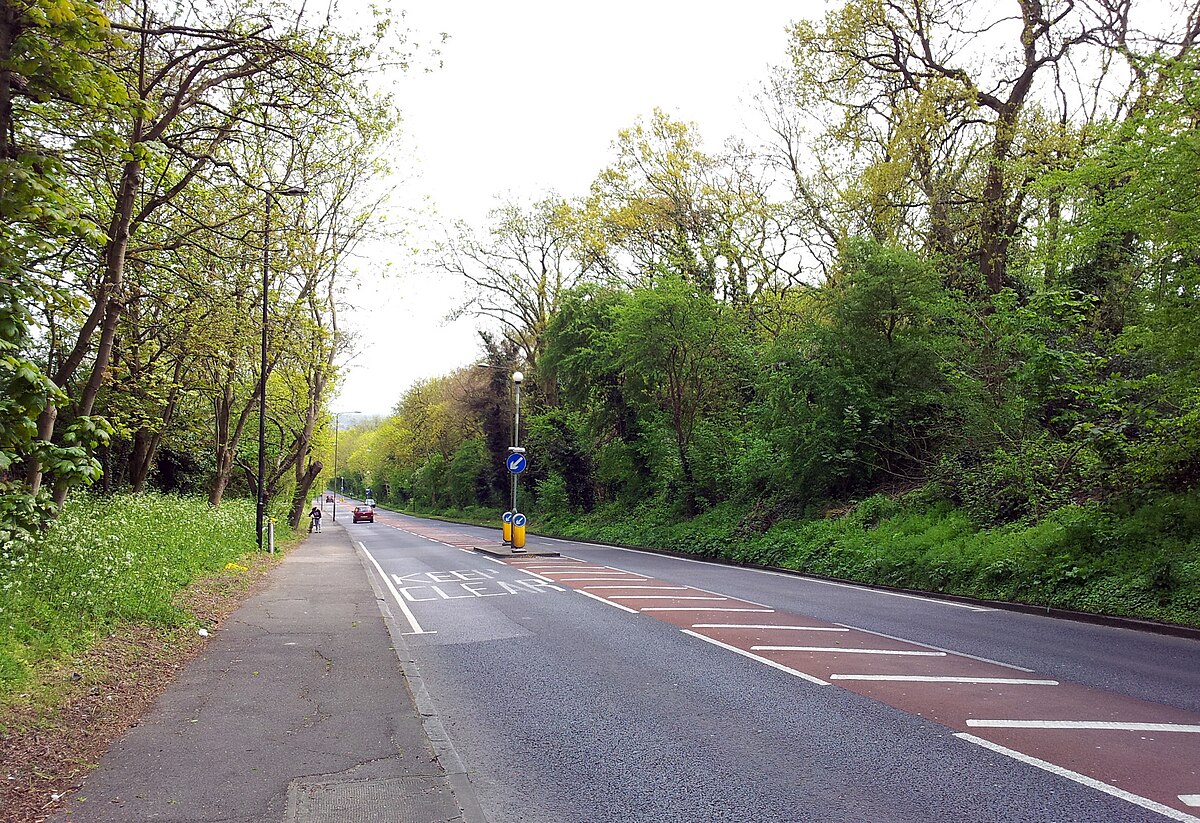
[{"left": 331, "top": 1, "right": 814, "bottom": 415}]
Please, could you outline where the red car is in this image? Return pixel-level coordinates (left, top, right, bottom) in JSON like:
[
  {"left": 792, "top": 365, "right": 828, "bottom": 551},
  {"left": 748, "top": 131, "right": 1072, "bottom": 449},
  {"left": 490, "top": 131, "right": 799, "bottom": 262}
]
[{"left": 352, "top": 506, "right": 374, "bottom": 523}]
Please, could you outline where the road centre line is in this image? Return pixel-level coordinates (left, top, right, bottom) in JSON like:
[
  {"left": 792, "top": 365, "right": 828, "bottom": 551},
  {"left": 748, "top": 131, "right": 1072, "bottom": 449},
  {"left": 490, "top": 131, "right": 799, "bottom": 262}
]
[
  {"left": 955, "top": 733, "right": 1200, "bottom": 823},
  {"left": 966, "top": 720, "right": 1200, "bottom": 733},
  {"left": 357, "top": 541, "right": 432, "bottom": 635},
  {"left": 836, "top": 622, "right": 1036, "bottom": 672},
  {"left": 693, "top": 624, "right": 850, "bottom": 631},
  {"left": 643, "top": 607, "right": 774, "bottom": 612},
  {"left": 753, "top": 645, "right": 946, "bottom": 656},
  {"left": 681, "top": 630, "right": 829, "bottom": 686},
  {"left": 831, "top": 675, "right": 1059, "bottom": 685},
  {"left": 575, "top": 589, "right": 640, "bottom": 614},
  {"left": 611, "top": 595, "right": 728, "bottom": 601}
]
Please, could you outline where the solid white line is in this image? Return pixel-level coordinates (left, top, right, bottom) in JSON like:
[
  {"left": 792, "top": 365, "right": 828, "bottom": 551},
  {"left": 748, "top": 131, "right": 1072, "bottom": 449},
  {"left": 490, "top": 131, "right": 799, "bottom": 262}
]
[
  {"left": 357, "top": 541, "right": 431, "bottom": 635},
  {"left": 836, "top": 622, "right": 1036, "bottom": 672},
  {"left": 681, "top": 630, "right": 829, "bottom": 686},
  {"left": 956, "top": 733, "right": 1200, "bottom": 823},
  {"left": 693, "top": 624, "right": 850, "bottom": 631},
  {"left": 830, "top": 675, "right": 1058, "bottom": 685},
  {"left": 555, "top": 578, "right": 651, "bottom": 582},
  {"left": 1180, "top": 796, "right": 1200, "bottom": 807},
  {"left": 611, "top": 595, "right": 728, "bottom": 601},
  {"left": 583, "top": 586, "right": 691, "bottom": 591},
  {"left": 753, "top": 646, "right": 946, "bottom": 656},
  {"left": 642, "top": 607, "right": 774, "bottom": 613},
  {"left": 966, "top": 720, "right": 1200, "bottom": 732},
  {"left": 575, "top": 589, "right": 640, "bottom": 614}
]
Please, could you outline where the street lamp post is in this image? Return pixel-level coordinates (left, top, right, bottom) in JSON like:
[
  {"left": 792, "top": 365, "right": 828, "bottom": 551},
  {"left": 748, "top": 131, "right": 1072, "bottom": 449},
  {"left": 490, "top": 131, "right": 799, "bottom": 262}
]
[
  {"left": 256, "top": 183, "right": 308, "bottom": 549},
  {"left": 330, "top": 410, "right": 360, "bottom": 522}
]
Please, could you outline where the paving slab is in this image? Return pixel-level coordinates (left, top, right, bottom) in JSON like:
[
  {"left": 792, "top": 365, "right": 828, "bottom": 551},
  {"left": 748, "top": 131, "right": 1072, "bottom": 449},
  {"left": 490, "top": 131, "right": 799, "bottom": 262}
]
[{"left": 53, "top": 521, "right": 468, "bottom": 823}]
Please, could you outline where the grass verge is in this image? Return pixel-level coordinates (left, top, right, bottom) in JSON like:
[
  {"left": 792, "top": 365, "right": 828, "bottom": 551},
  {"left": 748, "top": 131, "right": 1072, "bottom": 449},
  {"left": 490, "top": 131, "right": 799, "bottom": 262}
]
[
  {"left": 410, "top": 491, "right": 1200, "bottom": 628},
  {"left": 0, "top": 492, "right": 299, "bottom": 823}
]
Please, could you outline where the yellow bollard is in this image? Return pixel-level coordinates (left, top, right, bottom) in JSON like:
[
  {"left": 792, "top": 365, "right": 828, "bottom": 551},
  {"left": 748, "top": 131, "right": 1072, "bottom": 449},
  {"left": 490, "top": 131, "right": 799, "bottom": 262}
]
[
  {"left": 512, "top": 512, "right": 527, "bottom": 550},
  {"left": 502, "top": 511, "right": 513, "bottom": 543}
]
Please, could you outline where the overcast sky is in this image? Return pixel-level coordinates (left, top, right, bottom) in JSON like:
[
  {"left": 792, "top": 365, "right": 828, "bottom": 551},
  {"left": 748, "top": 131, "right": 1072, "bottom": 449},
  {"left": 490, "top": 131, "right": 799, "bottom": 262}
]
[{"left": 331, "top": 1, "right": 814, "bottom": 416}]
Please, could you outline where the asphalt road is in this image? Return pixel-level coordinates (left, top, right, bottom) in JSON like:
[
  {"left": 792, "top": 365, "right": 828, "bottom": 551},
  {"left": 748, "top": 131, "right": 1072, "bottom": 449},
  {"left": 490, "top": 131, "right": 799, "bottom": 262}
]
[{"left": 354, "top": 509, "right": 1200, "bottom": 823}]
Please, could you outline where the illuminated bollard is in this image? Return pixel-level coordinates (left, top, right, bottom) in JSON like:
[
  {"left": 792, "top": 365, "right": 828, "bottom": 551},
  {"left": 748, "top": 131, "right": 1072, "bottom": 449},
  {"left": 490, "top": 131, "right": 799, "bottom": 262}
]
[
  {"left": 502, "top": 511, "right": 513, "bottom": 544},
  {"left": 512, "top": 512, "right": 527, "bottom": 551}
]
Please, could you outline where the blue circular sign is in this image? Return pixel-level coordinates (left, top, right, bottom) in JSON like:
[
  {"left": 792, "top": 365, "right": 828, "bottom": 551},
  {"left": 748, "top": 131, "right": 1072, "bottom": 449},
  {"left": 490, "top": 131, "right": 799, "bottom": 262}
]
[
  {"left": 503, "top": 511, "right": 513, "bottom": 523},
  {"left": 506, "top": 453, "right": 527, "bottom": 474},
  {"left": 513, "top": 513, "right": 527, "bottom": 527}
]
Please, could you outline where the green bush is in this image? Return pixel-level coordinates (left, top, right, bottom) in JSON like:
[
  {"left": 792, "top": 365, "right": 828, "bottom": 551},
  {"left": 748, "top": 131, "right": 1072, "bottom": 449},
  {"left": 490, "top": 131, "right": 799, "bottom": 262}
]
[{"left": 0, "top": 493, "right": 261, "bottom": 694}]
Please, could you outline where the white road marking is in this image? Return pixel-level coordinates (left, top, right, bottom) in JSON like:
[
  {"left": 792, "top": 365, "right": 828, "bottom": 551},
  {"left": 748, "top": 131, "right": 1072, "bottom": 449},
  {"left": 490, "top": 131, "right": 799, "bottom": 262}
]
[
  {"left": 693, "top": 624, "right": 849, "bottom": 632},
  {"left": 831, "top": 675, "right": 1058, "bottom": 685},
  {"left": 956, "top": 733, "right": 1200, "bottom": 823},
  {"left": 753, "top": 646, "right": 946, "bottom": 656},
  {"left": 966, "top": 720, "right": 1200, "bottom": 733},
  {"left": 555, "top": 577, "right": 651, "bottom": 582},
  {"left": 681, "top": 630, "right": 829, "bottom": 686},
  {"left": 642, "top": 607, "right": 774, "bottom": 613},
  {"left": 611, "top": 595, "right": 728, "bottom": 601},
  {"left": 575, "top": 589, "right": 640, "bottom": 614},
  {"left": 1180, "top": 796, "right": 1200, "bottom": 807},
  {"left": 479, "top": 555, "right": 509, "bottom": 566},
  {"left": 836, "top": 622, "right": 1036, "bottom": 672},
  {"left": 583, "top": 586, "right": 691, "bottom": 591},
  {"left": 585, "top": 543, "right": 993, "bottom": 610},
  {"left": 357, "top": 541, "right": 432, "bottom": 635}
]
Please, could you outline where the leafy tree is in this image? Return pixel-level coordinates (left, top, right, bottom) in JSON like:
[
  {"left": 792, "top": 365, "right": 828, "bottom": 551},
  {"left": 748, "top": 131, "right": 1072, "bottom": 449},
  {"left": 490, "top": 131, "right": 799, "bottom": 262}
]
[{"left": 612, "top": 276, "right": 750, "bottom": 513}]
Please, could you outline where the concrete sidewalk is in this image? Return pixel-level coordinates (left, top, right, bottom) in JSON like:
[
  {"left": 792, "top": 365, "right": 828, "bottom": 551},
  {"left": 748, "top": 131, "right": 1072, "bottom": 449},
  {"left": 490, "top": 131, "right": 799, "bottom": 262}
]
[{"left": 54, "top": 521, "right": 473, "bottom": 823}]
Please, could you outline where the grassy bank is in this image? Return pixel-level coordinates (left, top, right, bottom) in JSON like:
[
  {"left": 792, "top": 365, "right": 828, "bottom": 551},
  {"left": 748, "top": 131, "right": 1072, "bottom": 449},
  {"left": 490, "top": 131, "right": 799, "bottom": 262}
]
[
  {"left": 412, "top": 491, "right": 1200, "bottom": 628},
  {"left": 0, "top": 493, "right": 287, "bottom": 700}
]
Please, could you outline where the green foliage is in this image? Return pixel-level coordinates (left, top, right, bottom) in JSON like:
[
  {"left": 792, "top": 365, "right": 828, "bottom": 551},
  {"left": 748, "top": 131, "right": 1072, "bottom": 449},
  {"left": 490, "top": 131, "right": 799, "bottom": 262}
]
[{"left": 0, "top": 494, "right": 261, "bottom": 693}]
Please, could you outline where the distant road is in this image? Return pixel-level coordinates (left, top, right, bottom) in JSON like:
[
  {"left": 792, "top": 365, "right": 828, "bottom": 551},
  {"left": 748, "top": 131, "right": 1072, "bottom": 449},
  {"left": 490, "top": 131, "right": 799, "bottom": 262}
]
[{"left": 353, "top": 509, "right": 1200, "bottom": 823}]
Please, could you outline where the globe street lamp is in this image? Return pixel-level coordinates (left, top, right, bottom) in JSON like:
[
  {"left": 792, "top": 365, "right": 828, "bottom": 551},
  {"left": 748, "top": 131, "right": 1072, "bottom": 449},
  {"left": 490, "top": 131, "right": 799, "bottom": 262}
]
[
  {"left": 331, "top": 410, "right": 360, "bottom": 522},
  {"left": 257, "top": 183, "right": 308, "bottom": 549}
]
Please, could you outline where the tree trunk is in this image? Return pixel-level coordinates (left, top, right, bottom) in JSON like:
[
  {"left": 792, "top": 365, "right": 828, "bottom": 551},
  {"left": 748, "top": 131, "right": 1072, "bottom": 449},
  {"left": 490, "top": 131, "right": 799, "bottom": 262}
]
[{"left": 288, "top": 459, "right": 323, "bottom": 529}]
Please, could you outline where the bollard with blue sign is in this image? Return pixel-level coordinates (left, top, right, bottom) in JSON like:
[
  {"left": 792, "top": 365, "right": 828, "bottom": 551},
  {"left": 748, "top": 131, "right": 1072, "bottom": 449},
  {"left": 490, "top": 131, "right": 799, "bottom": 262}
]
[
  {"left": 502, "top": 510, "right": 513, "bottom": 544},
  {"left": 512, "top": 512, "right": 527, "bottom": 550}
]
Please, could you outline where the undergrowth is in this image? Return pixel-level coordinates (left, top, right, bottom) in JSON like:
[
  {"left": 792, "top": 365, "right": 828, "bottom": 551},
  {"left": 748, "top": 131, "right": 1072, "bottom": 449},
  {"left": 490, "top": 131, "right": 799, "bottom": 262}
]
[
  {"left": 413, "top": 490, "right": 1200, "bottom": 628},
  {"left": 0, "top": 493, "right": 279, "bottom": 698}
]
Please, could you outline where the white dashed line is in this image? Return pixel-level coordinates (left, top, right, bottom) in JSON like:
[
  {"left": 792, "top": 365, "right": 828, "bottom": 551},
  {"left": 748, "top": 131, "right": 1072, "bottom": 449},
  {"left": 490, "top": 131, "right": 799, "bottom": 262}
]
[
  {"left": 1179, "top": 796, "right": 1200, "bottom": 808},
  {"left": 956, "top": 733, "right": 1200, "bottom": 823}
]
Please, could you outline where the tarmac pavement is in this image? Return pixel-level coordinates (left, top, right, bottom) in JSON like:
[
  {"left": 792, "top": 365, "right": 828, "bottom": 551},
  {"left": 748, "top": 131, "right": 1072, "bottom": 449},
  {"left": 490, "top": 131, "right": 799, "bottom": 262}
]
[{"left": 53, "top": 519, "right": 477, "bottom": 823}]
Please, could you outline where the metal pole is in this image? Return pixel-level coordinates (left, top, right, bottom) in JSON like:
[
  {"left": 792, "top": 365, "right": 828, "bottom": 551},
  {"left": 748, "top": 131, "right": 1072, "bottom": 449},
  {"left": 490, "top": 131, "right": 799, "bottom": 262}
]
[
  {"left": 511, "top": 376, "right": 521, "bottom": 515},
  {"left": 256, "top": 191, "right": 271, "bottom": 549},
  {"left": 332, "top": 414, "right": 339, "bottom": 522}
]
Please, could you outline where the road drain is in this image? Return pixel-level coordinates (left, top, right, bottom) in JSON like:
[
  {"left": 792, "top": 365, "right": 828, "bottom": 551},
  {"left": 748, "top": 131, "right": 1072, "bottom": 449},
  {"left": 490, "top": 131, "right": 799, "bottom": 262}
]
[{"left": 286, "top": 776, "right": 462, "bottom": 823}]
